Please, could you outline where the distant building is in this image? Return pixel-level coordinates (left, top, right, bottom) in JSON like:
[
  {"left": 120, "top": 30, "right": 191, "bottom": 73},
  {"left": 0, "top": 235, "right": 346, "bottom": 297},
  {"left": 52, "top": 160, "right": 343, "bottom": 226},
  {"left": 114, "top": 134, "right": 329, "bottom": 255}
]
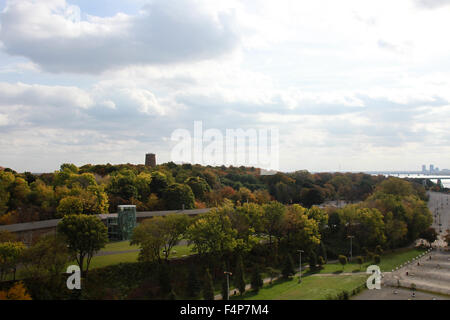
[
  {"left": 145, "top": 153, "right": 156, "bottom": 167},
  {"left": 430, "top": 164, "right": 434, "bottom": 173},
  {"left": 422, "top": 165, "right": 426, "bottom": 172}
]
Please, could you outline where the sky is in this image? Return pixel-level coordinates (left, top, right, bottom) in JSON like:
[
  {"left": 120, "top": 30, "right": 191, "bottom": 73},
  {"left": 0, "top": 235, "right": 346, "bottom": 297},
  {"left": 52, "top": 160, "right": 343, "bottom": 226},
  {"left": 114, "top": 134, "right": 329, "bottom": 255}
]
[{"left": 0, "top": 0, "right": 449, "bottom": 173}]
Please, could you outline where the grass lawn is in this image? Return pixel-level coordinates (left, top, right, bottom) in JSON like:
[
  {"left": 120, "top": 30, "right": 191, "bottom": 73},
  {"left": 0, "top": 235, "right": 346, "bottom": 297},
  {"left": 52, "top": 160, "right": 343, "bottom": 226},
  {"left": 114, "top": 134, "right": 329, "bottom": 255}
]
[
  {"left": 85, "top": 241, "right": 194, "bottom": 269},
  {"left": 235, "top": 275, "right": 367, "bottom": 300},
  {"left": 100, "top": 240, "right": 139, "bottom": 252},
  {"left": 316, "top": 247, "right": 426, "bottom": 274}
]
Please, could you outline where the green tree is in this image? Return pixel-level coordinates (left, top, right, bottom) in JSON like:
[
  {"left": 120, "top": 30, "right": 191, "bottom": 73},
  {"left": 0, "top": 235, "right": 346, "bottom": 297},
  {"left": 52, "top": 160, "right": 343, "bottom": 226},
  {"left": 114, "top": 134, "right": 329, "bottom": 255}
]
[
  {"left": 57, "top": 196, "right": 84, "bottom": 216},
  {"left": 131, "top": 214, "right": 189, "bottom": 263},
  {"left": 221, "top": 273, "right": 229, "bottom": 300},
  {"left": 282, "top": 254, "right": 295, "bottom": 278},
  {"left": 338, "top": 255, "right": 347, "bottom": 271},
  {"left": 308, "top": 251, "right": 318, "bottom": 271},
  {"left": 186, "top": 206, "right": 237, "bottom": 258},
  {"left": 419, "top": 227, "right": 438, "bottom": 247},
  {"left": 203, "top": 269, "right": 215, "bottom": 300},
  {"left": 163, "top": 183, "right": 195, "bottom": 210},
  {"left": 356, "top": 256, "right": 364, "bottom": 270},
  {"left": 158, "top": 266, "right": 172, "bottom": 297},
  {"left": 185, "top": 176, "right": 211, "bottom": 201},
  {"left": 262, "top": 201, "right": 286, "bottom": 245},
  {"left": 0, "top": 241, "right": 25, "bottom": 281},
  {"left": 0, "top": 230, "right": 16, "bottom": 243},
  {"left": 266, "top": 267, "right": 279, "bottom": 284},
  {"left": 374, "top": 254, "right": 381, "bottom": 265},
  {"left": 234, "top": 254, "right": 246, "bottom": 295},
  {"left": 186, "top": 264, "right": 201, "bottom": 298},
  {"left": 250, "top": 265, "right": 263, "bottom": 293},
  {"left": 57, "top": 214, "right": 108, "bottom": 275},
  {"left": 21, "top": 234, "right": 70, "bottom": 280}
]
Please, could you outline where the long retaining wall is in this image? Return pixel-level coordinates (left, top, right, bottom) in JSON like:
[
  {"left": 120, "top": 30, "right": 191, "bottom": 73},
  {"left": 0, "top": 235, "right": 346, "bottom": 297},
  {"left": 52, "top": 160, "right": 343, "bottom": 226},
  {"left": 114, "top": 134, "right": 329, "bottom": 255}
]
[{"left": 0, "top": 208, "right": 211, "bottom": 245}]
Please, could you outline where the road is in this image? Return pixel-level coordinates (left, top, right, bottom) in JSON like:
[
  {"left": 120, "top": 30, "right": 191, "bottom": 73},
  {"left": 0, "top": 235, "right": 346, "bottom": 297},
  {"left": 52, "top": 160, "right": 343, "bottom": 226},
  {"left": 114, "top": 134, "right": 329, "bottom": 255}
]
[{"left": 428, "top": 191, "right": 450, "bottom": 236}]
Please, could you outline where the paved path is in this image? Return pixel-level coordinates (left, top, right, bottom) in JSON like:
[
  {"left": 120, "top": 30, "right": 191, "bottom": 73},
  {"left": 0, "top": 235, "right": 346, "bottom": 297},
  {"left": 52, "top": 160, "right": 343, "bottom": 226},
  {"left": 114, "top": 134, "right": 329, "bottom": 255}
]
[{"left": 353, "top": 286, "right": 449, "bottom": 300}]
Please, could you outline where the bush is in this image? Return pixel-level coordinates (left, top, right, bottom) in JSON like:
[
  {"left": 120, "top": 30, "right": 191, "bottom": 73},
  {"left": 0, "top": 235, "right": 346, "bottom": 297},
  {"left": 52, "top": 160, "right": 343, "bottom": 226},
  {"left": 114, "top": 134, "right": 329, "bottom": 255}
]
[
  {"left": 308, "top": 252, "right": 317, "bottom": 271},
  {"left": 282, "top": 254, "right": 295, "bottom": 278},
  {"left": 338, "top": 255, "right": 347, "bottom": 270},
  {"left": 250, "top": 265, "right": 263, "bottom": 293},
  {"left": 356, "top": 256, "right": 364, "bottom": 269},
  {"left": 374, "top": 254, "right": 381, "bottom": 265},
  {"left": 203, "top": 269, "right": 215, "bottom": 300},
  {"left": 317, "top": 256, "right": 325, "bottom": 269},
  {"left": 186, "top": 264, "right": 201, "bottom": 298}
]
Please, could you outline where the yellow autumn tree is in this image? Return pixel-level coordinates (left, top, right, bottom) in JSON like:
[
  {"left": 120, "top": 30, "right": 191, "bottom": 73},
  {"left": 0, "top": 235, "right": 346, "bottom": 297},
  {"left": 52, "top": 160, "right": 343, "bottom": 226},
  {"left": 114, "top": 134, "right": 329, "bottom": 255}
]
[{"left": 0, "top": 282, "right": 32, "bottom": 300}]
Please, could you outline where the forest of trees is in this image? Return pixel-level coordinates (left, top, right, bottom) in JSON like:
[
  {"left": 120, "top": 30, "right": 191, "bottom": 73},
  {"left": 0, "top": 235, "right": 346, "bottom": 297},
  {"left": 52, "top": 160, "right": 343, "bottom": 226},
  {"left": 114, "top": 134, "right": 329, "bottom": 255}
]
[
  {"left": 0, "top": 162, "right": 388, "bottom": 225},
  {"left": 0, "top": 175, "right": 435, "bottom": 300}
]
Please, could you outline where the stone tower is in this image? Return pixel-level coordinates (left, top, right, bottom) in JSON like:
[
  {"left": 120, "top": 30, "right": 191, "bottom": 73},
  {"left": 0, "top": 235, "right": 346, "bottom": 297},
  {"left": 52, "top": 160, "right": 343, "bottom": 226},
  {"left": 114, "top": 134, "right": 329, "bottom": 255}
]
[{"left": 145, "top": 153, "right": 156, "bottom": 167}]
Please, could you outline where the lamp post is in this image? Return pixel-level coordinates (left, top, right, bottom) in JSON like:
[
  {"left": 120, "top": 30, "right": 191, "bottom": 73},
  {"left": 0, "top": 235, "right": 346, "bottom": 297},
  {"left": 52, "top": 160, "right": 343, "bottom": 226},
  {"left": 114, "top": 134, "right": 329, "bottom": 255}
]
[
  {"left": 348, "top": 235, "right": 354, "bottom": 262},
  {"left": 224, "top": 271, "right": 232, "bottom": 300},
  {"left": 297, "top": 250, "right": 304, "bottom": 283}
]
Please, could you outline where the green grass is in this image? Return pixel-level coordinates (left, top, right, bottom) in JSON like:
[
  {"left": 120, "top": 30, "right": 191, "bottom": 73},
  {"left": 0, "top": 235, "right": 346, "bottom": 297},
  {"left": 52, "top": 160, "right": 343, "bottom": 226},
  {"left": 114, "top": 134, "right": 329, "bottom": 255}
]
[
  {"left": 100, "top": 240, "right": 139, "bottom": 252},
  {"left": 234, "top": 275, "right": 366, "bottom": 300},
  {"left": 84, "top": 241, "right": 194, "bottom": 269},
  {"left": 315, "top": 247, "right": 426, "bottom": 274}
]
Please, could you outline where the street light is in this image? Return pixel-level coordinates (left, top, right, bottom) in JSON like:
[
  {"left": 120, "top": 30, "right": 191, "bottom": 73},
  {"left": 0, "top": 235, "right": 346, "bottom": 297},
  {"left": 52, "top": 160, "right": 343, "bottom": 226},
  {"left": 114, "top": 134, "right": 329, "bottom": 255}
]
[
  {"left": 297, "top": 250, "right": 304, "bottom": 283},
  {"left": 348, "top": 235, "right": 355, "bottom": 262},
  {"left": 224, "top": 271, "right": 232, "bottom": 300}
]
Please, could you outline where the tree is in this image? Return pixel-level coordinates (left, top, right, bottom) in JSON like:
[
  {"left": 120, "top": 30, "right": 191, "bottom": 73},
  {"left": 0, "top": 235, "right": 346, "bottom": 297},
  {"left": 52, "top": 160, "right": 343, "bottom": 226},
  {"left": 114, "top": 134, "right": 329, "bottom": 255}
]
[
  {"left": 250, "top": 265, "right": 263, "bottom": 293},
  {"left": 0, "top": 230, "right": 16, "bottom": 243},
  {"left": 0, "top": 282, "right": 32, "bottom": 300},
  {"left": 185, "top": 176, "right": 211, "bottom": 201},
  {"left": 132, "top": 214, "right": 190, "bottom": 262},
  {"left": 375, "top": 245, "right": 383, "bottom": 255},
  {"left": 57, "top": 214, "right": 108, "bottom": 275},
  {"left": 308, "top": 251, "right": 318, "bottom": 271},
  {"left": 234, "top": 254, "right": 246, "bottom": 295},
  {"left": 186, "top": 206, "right": 237, "bottom": 258},
  {"left": 158, "top": 266, "right": 172, "bottom": 297},
  {"left": 374, "top": 254, "right": 381, "bottom": 265},
  {"left": 266, "top": 267, "right": 279, "bottom": 284},
  {"left": 0, "top": 241, "right": 25, "bottom": 281},
  {"left": 299, "top": 187, "right": 325, "bottom": 208},
  {"left": 282, "top": 254, "right": 295, "bottom": 278},
  {"left": 282, "top": 205, "right": 321, "bottom": 253},
  {"left": 221, "top": 272, "right": 229, "bottom": 300},
  {"left": 186, "top": 264, "right": 201, "bottom": 298},
  {"left": 419, "top": 227, "right": 438, "bottom": 247},
  {"left": 21, "top": 234, "right": 70, "bottom": 280},
  {"left": 150, "top": 171, "right": 170, "bottom": 197},
  {"left": 57, "top": 196, "right": 83, "bottom": 216},
  {"left": 338, "top": 255, "right": 347, "bottom": 271},
  {"left": 163, "top": 183, "right": 195, "bottom": 210},
  {"left": 203, "top": 269, "right": 215, "bottom": 300},
  {"left": 318, "top": 256, "right": 325, "bottom": 269},
  {"left": 262, "top": 202, "right": 286, "bottom": 245},
  {"left": 356, "top": 256, "right": 364, "bottom": 270}
]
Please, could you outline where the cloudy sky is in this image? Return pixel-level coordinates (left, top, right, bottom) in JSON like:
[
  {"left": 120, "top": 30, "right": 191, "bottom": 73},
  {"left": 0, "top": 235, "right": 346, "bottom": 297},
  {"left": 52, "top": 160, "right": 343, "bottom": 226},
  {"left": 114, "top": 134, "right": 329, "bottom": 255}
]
[{"left": 0, "top": 0, "right": 449, "bottom": 173}]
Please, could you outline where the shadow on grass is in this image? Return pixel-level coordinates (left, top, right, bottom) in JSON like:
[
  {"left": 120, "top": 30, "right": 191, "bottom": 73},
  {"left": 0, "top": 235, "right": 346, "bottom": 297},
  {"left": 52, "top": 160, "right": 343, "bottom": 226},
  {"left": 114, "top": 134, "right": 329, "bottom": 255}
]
[
  {"left": 333, "top": 270, "right": 344, "bottom": 274},
  {"left": 230, "top": 277, "right": 294, "bottom": 300},
  {"left": 352, "top": 269, "right": 362, "bottom": 273}
]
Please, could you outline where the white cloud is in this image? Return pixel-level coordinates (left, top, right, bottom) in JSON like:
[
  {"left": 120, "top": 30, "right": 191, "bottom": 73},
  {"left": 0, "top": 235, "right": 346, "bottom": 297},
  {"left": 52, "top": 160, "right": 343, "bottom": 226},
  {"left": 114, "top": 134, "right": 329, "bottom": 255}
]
[
  {"left": 0, "top": 0, "right": 240, "bottom": 73},
  {"left": 0, "top": 82, "right": 94, "bottom": 108}
]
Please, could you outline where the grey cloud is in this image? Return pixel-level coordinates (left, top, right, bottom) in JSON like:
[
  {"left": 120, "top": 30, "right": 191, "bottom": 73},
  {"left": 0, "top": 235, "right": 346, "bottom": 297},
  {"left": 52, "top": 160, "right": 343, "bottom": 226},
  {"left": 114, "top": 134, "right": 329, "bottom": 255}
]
[{"left": 0, "top": 0, "right": 239, "bottom": 73}]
